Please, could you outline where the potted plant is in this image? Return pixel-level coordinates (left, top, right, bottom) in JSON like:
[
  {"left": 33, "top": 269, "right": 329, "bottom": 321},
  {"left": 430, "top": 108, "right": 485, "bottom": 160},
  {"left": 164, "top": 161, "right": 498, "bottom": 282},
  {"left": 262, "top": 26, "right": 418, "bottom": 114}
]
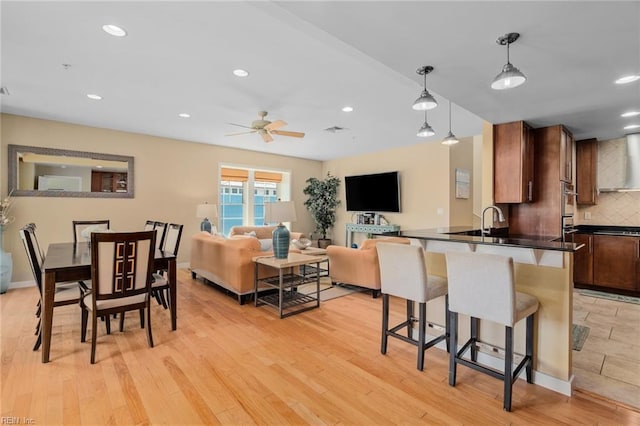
[{"left": 303, "top": 173, "right": 341, "bottom": 248}]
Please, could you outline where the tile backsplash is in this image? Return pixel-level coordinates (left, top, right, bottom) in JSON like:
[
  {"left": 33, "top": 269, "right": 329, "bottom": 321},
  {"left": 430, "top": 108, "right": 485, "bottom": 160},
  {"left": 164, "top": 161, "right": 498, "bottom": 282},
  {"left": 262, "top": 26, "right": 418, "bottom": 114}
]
[{"left": 577, "top": 137, "right": 640, "bottom": 226}]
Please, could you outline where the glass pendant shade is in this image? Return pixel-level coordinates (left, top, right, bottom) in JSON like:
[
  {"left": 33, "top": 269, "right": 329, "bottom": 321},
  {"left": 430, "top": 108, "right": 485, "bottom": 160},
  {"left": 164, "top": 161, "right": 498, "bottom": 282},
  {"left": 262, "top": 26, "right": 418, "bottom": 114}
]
[
  {"left": 491, "top": 62, "right": 526, "bottom": 90},
  {"left": 441, "top": 131, "right": 459, "bottom": 145},
  {"left": 417, "top": 122, "right": 435, "bottom": 137},
  {"left": 412, "top": 89, "right": 438, "bottom": 111}
]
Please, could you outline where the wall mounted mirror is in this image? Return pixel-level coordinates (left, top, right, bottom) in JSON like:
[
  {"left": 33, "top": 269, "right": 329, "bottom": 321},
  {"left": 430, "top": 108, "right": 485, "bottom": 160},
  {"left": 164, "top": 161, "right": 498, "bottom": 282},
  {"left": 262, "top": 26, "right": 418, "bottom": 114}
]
[{"left": 7, "top": 144, "right": 134, "bottom": 198}]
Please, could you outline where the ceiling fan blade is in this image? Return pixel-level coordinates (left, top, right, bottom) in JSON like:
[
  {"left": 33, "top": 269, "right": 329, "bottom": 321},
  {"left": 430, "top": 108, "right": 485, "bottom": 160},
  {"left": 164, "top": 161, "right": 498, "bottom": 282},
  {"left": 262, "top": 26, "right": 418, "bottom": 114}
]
[
  {"left": 261, "top": 132, "right": 274, "bottom": 143},
  {"left": 225, "top": 130, "right": 257, "bottom": 136},
  {"left": 227, "top": 122, "right": 254, "bottom": 129},
  {"left": 271, "top": 130, "right": 305, "bottom": 138},
  {"left": 264, "top": 120, "right": 286, "bottom": 131}
]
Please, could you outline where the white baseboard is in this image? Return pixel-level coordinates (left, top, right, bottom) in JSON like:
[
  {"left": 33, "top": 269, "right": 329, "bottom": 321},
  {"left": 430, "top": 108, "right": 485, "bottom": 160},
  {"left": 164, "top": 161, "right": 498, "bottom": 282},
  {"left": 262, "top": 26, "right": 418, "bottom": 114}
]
[{"left": 425, "top": 331, "right": 573, "bottom": 397}]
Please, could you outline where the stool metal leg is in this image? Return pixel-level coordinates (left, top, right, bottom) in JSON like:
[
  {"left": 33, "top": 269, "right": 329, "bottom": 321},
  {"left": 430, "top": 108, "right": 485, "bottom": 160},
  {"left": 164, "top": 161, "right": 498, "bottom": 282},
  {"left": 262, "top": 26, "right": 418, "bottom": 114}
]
[
  {"left": 445, "top": 295, "right": 450, "bottom": 353},
  {"left": 417, "top": 302, "right": 426, "bottom": 371},
  {"left": 526, "top": 314, "right": 534, "bottom": 383},
  {"left": 406, "top": 299, "right": 414, "bottom": 338},
  {"left": 449, "top": 310, "right": 458, "bottom": 386},
  {"left": 504, "top": 325, "right": 514, "bottom": 412},
  {"left": 381, "top": 293, "right": 389, "bottom": 354},
  {"left": 471, "top": 316, "right": 479, "bottom": 362}
]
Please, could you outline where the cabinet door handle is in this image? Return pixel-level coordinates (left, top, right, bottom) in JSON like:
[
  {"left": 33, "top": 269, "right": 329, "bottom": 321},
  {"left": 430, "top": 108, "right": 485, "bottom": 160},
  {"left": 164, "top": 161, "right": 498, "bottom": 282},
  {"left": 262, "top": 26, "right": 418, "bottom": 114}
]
[{"left": 528, "top": 181, "right": 533, "bottom": 201}]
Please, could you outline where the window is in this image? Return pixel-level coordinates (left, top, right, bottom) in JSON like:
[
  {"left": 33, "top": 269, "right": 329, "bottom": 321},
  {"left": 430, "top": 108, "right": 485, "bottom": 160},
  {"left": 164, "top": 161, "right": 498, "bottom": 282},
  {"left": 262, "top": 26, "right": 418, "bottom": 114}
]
[{"left": 219, "top": 167, "right": 291, "bottom": 235}]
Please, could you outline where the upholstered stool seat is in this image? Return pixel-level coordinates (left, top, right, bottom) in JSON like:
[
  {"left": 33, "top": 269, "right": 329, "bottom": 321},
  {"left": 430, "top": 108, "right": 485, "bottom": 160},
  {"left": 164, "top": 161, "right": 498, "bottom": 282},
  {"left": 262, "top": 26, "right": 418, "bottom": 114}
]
[
  {"left": 445, "top": 251, "right": 539, "bottom": 412},
  {"left": 377, "top": 242, "right": 449, "bottom": 371}
]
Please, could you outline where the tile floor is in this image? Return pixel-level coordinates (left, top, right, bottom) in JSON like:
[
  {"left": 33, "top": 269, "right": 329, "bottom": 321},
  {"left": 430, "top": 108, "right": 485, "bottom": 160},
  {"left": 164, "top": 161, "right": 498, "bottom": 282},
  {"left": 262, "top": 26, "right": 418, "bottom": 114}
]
[{"left": 573, "top": 290, "right": 640, "bottom": 409}]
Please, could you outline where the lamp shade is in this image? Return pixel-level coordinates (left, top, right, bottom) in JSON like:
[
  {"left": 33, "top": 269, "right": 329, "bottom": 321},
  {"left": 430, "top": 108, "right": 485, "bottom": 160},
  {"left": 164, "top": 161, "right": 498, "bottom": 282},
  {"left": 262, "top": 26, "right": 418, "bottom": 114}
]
[
  {"left": 196, "top": 203, "right": 217, "bottom": 219},
  {"left": 196, "top": 203, "right": 217, "bottom": 233},
  {"left": 412, "top": 89, "right": 438, "bottom": 111},
  {"left": 264, "top": 201, "right": 297, "bottom": 224}
]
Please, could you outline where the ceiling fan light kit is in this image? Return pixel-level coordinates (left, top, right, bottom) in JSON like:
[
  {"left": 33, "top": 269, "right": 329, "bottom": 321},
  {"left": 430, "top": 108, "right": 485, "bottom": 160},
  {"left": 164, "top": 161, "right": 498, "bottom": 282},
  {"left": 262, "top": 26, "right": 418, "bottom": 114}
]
[
  {"left": 412, "top": 65, "right": 438, "bottom": 111},
  {"left": 226, "top": 111, "right": 305, "bottom": 143},
  {"left": 491, "top": 32, "right": 527, "bottom": 90}
]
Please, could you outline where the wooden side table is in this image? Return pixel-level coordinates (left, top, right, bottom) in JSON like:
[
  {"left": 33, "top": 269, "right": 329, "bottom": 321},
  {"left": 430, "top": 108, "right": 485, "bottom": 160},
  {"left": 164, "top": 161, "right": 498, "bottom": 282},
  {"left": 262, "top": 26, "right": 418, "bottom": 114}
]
[{"left": 253, "top": 253, "right": 325, "bottom": 318}]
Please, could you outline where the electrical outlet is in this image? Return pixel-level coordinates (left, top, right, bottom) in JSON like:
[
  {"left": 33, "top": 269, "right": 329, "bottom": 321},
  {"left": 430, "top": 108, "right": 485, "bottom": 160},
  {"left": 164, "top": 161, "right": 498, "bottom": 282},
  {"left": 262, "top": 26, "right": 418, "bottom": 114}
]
[{"left": 584, "top": 212, "right": 592, "bottom": 220}]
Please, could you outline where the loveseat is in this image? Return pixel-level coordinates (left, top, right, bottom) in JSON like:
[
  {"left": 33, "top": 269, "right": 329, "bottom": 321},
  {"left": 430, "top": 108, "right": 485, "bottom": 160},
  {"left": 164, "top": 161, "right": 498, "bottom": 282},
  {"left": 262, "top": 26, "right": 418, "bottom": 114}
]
[
  {"left": 326, "top": 237, "right": 411, "bottom": 297},
  {"left": 190, "top": 226, "right": 304, "bottom": 304}
]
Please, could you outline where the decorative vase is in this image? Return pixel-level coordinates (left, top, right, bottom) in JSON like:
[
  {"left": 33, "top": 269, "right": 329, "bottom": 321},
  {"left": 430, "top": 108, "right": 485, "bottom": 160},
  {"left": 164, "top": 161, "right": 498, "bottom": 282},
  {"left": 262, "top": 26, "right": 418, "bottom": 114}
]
[
  {"left": 317, "top": 238, "right": 332, "bottom": 249},
  {"left": 0, "top": 229, "right": 12, "bottom": 294},
  {"left": 272, "top": 224, "right": 290, "bottom": 259}
]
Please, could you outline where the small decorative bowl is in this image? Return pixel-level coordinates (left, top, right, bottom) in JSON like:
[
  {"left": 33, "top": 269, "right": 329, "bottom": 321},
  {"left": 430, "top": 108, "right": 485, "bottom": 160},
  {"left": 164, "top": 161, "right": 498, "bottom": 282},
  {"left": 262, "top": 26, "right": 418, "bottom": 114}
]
[{"left": 291, "top": 238, "right": 312, "bottom": 250}]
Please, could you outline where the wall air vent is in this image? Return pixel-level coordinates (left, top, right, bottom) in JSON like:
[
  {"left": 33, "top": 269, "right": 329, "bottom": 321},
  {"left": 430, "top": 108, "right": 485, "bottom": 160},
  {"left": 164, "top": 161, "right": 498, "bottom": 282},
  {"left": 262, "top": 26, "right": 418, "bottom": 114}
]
[{"left": 324, "top": 126, "right": 348, "bottom": 133}]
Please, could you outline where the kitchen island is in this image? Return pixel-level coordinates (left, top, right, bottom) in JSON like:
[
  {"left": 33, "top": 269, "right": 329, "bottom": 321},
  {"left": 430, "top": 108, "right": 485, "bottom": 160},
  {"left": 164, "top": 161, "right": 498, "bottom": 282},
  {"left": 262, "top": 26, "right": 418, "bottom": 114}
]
[{"left": 392, "top": 227, "right": 582, "bottom": 396}]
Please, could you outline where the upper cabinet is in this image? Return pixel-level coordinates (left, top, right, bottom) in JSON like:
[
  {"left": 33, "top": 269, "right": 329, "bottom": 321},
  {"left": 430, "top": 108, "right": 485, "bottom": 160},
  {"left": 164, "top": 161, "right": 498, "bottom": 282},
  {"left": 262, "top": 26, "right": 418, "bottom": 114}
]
[
  {"left": 576, "top": 138, "right": 598, "bottom": 205},
  {"left": 493, "top": 121, "right": 534, "bottom": 203},
  {"left": 559, "top": 126, "right": 574, "bottom": 183}
]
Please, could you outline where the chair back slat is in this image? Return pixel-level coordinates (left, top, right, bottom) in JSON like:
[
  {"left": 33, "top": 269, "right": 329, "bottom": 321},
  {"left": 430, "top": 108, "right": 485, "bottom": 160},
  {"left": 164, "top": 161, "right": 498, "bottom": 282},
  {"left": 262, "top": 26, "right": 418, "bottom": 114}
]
[
  {"left": 73, "top": 220, "right": 110, "bottom": 243},
  {"left": 19, "top": 223, "right": 44, "bottom": 293},
  {"left": 91, "top": 231, "right": 156, "bottom": 302},
  {"left": 144, "top": 220, "right": 155, "bottom": 231},
  {"left": 162, "top": 224, "right": 183, "bottom": 256},
  {"left": 153, "top": 222, "right": 168, "bottom": 249}
]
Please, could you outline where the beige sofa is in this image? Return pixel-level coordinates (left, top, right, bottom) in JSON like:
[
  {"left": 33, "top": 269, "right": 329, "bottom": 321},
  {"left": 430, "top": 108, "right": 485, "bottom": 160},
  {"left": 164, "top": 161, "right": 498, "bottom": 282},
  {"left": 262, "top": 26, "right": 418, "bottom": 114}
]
[
  {"left": 190, "top": 226, "right": 304, "bottom": 304},
  {"left": 326, "top": 237, "right": 410, "bottom": 297}
]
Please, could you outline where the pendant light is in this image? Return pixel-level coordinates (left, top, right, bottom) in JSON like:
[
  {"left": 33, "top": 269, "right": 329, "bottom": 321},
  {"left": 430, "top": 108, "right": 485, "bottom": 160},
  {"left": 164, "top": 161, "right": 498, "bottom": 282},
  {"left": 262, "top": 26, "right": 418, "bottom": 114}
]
[
  {"left": 491, "top": 32, "right": 527, "bottom": 90},
  {"left": 417, "top": 110, "right": 435, "bottom": 137},
  {"left": 442, "top": 100, "right": 459, "bottom": 145},
  {"left": 412, "top": 66, "right": 438, "bottom": 110}
]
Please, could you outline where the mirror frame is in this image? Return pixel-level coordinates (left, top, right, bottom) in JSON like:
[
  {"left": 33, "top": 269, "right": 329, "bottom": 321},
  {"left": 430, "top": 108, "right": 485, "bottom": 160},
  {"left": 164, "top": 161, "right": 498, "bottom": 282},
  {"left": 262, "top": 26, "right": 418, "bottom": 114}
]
[{"left": 8, "top": 144, "right": 135, "bottom": 198}]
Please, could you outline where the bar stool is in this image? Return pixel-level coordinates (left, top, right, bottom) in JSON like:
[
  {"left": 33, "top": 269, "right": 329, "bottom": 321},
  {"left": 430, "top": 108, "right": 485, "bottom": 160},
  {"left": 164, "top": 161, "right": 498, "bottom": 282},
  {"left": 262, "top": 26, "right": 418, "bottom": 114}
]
[
  {"left": 377, "top": 243, "right": 448, "bottom": 371},
  {"left": 445, "top": 251, "right": 539, "bottom": 412}
]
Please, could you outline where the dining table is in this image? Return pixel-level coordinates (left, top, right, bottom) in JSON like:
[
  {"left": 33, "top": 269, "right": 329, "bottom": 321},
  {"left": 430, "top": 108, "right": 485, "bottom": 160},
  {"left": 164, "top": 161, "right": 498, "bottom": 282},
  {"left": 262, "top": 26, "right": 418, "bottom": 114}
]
[{"left": 40, "top": 241, "right": 177, "bottom": 363}]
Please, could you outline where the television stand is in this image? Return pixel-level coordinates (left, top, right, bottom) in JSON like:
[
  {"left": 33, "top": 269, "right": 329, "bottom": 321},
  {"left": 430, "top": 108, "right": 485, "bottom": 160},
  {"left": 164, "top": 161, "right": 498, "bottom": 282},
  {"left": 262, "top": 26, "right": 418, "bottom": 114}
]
[{"left": 345, "top": 223, "right": 401, "bottom": 247}]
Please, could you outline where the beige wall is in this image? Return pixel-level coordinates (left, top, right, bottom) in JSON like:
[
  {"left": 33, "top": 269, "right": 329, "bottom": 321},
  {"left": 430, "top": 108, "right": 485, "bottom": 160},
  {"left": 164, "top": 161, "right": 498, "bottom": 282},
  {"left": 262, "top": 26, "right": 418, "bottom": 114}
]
[
  {"left": 1, "top": 114, "right": 323, "bottom": 282},
  {"left": 449, "top": 137, "right": 474, "bottom": 226},
  {"left": 322, "top": 138, "right": 466, "bottom": 247}
]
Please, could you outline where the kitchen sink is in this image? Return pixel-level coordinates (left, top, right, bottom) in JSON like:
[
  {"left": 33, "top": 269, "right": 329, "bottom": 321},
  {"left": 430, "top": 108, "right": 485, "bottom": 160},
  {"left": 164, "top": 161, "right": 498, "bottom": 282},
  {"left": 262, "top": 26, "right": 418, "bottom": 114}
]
[{"left": 448, "top": 228, "right": 510, "bottom": 237}]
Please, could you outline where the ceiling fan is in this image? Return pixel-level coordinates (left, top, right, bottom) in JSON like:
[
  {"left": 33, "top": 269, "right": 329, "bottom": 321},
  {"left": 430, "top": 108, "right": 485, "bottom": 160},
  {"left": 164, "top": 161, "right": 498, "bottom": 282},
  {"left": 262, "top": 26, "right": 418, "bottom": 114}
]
[{"left": 225, "top": 111, "right": 305, "bottom": 143}]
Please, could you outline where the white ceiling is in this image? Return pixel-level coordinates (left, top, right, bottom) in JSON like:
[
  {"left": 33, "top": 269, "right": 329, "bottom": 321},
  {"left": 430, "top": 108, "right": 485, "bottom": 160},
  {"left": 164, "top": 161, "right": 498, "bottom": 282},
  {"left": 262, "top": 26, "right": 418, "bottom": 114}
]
[{"left": 2, "top": 1, "right": 639, "bottom": 162}]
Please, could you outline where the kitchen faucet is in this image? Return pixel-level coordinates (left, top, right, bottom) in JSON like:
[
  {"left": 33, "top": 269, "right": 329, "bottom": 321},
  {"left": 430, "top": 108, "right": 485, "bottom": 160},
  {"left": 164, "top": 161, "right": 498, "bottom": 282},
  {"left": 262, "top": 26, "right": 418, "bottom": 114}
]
[{"left": 481, "top": 205, "right": 506, "bottom": 236}]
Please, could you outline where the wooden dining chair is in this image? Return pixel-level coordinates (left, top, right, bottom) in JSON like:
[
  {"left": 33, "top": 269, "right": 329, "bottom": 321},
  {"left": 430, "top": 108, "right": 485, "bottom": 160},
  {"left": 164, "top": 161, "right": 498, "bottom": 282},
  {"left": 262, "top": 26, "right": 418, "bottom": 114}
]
[
  {"left": 152, "top": 223, "right": 183, "bottom": 309},
  {"left": 80, "top": 230, "right": 157, "bottom": 364},
  {"left": 72, "top": 220, "right": 110, "bottom": 244},
  {"left": 144, "top": 220, "right": 155, "bottom": 231},
  {"left": 152, "top": 221, "right": 168, "bottom": 250},
  {"left": 19, "top": 223, "right": 80, "bottom": 351}
]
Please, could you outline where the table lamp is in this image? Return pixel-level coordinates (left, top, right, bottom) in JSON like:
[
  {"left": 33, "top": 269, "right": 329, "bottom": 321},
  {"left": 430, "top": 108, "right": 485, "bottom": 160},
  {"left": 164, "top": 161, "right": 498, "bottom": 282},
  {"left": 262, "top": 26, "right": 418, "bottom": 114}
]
[
  {"left": 196, "top": 203, "right": 217, "bottom": 234},
  {"left": 264, "top": 201, "right": 297, "bottom": 259}
]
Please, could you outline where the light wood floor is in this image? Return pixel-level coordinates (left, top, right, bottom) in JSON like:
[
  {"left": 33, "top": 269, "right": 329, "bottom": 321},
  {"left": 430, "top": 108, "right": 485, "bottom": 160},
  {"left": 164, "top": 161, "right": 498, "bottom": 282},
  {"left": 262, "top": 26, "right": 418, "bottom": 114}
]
[{"left": 2, "top": 269, "right": 639, "bottom": 425}]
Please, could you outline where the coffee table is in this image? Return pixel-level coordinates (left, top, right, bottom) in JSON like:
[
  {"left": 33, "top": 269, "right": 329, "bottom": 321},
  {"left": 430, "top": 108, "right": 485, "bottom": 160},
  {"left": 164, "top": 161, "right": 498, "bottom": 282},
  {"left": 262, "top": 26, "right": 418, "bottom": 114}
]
[{"left": 253, "top": 252, "right": 325, "bottom": 318}]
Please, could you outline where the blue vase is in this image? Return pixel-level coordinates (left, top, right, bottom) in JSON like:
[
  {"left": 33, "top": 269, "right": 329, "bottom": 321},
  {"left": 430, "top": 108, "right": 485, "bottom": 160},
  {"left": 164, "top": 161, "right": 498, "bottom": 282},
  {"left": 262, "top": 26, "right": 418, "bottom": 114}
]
[
  {"left": 272, "top": 224, "right": 290, "bottom": 259},
  {"left": 0, "top": 230, "right": 12, "bottom": 294}
]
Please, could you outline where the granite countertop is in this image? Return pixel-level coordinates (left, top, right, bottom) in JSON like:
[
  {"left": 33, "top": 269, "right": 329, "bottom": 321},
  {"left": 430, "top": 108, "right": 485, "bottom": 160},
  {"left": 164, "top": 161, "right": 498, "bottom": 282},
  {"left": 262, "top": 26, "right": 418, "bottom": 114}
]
[
  {"left": 393, "top": 226, "right": 582, "bottom": 252},
  {"left": 574, "top": 225, "right": 640, "bottom": 236}
]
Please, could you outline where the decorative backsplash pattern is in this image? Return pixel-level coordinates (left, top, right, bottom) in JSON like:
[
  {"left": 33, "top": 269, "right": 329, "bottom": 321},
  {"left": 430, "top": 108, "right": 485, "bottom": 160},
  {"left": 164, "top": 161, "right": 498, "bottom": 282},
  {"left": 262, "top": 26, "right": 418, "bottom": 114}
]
[{"left": 577, "top": 137, "right": 640, "bottom": 226}]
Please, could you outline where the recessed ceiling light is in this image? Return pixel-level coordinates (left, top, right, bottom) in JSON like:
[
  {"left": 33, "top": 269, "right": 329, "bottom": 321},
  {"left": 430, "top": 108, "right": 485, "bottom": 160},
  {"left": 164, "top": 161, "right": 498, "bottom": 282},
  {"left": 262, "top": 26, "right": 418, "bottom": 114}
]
[
  {"left": 615, "top": 74, "right": 640, "bottom": 84},
  {"left": 342, "top": 106, "right": 354, "bottom": 112},
  {"left": 621, "top": 111, "right": 640, "bottom": 118},
  {"left": 102, "top": 24, "right": 127, "bottom": 37},
  {"left": 178, "top": 113, "right": 191, "bottom": 118},
  {"left": 233, "top": 69, "right": 249, "bottom": 77},
  {"left": 87, "top": 93, "right": 102, "bottom": 100},
  {"left": 623, "top": 124, "right": 640, "bottom": 130}
]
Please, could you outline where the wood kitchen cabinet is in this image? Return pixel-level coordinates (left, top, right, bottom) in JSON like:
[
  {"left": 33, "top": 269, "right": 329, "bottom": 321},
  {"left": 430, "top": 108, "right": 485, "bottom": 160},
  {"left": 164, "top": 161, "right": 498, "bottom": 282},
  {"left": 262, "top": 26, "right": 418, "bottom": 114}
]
[
  {"left": 576, "top": 138, "right": 598, "bottom": 205},
  {"left": 559, "top": 126, "right": 574, "bottom": 183},
  {"left": 493, "top": 120, "right": 534, "bottom": 203},
  {"left": 593, "top": 235, "right": 640, "bottom": 292},
  {"left": 91, "top": 171, "right": 128, "bottom": 193},
  {"left": 573, "top": 233, "right": 593, "bottom": 285}
]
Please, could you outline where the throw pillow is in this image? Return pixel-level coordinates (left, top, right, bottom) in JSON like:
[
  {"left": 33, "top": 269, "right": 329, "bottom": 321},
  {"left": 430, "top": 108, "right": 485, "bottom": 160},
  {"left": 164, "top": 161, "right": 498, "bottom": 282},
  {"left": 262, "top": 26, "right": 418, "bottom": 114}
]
[
  {"left": 244, "top": 231, "right": 257, "bottom": 237},
  {"left": 258, "top": 238, "right": 272, "bottom": 251}
]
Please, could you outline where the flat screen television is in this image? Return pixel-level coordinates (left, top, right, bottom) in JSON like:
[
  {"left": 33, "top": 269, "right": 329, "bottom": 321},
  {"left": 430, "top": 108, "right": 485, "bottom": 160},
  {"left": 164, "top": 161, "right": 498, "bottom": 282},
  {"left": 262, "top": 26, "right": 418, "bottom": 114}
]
[{"left": 344, "top": 171, "right": 401, "bottom": 212}]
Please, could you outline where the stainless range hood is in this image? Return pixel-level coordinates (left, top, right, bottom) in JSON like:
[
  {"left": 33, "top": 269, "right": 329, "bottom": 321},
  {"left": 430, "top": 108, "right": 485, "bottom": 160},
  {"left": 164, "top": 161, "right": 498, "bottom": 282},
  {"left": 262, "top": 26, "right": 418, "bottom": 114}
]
[{"left": 598, "top": 133, "right": 640, "bottom": 192}]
